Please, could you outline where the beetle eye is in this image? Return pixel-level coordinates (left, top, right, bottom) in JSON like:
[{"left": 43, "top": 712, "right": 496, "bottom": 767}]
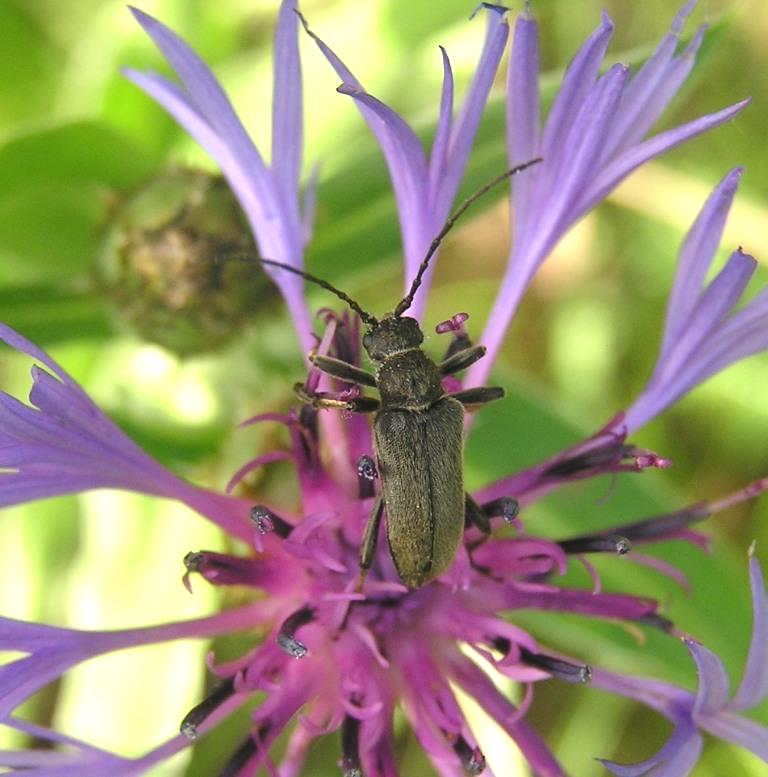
[{"left": 362, "top": 333, "right": 372, "bottom": 349}]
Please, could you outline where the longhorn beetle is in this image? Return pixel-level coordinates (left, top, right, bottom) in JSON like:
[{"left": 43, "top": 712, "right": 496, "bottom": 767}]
[{"left": 260, "top": 159, "right": 540, "bottom": 588}]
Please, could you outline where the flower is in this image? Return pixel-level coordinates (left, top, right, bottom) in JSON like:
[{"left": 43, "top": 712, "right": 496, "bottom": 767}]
[
  {"left": 467, "top": 0, "right": 749, "bottom": 388},
  {"left": 1, "top": 3, "right": 766, "bottom": 777},
  {"left": 594, "top": 551, "right": 768, "bottom": 776},
  {"left": 124, "top": 2, "right": 315, "bottom": 354}
]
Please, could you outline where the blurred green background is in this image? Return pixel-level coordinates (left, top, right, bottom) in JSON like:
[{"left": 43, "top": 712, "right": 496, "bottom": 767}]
[{"left": 0, "top": 0, "right": 767, "bottom": 774}]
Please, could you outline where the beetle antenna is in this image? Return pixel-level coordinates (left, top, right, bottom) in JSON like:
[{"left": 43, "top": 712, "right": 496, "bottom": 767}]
[
  {"left": 247, "top": 256, "right": 378, "bottom": 326},
  {"left": 393, "top": 157, "right": 542, "bottom": 318}
]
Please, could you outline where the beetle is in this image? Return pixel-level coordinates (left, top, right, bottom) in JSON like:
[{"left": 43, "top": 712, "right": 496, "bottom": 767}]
[{"left": 261, "top": 159, "right": 540, "bottom": 587}]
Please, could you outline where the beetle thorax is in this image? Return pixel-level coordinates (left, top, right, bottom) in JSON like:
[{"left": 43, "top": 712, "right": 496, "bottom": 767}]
[{"left": 362, "top": 315, "right": 423, "bottom": 362}]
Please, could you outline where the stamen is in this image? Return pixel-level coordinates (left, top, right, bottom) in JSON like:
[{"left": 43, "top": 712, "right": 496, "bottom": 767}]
[
  {"left": 544, "top": 443, "right": 632, "bottom": 478},
  {"left": 559, "top": 535, "right": 631, "bottom": 555},
  {"left": 519, "top": 648, "right": 592, "bottom": 684},
  {"left": 443, "top": 331, "right": 473, "bottom": 361},
  {"left": 179, "top": 676, "right": 236, "bottom": 740},
  {"left": 295, "top": 404, "right": 320, "bottom": 468},
  {"left": 453, "top": 735, "right": 486, "bottom": 775},
  {"left": 636, "top": 613, "right": 675, "bottom": 633},
  {"left": 357, "top": 455, "right": 378, "bottom": 500},
  {"left": 218, "top": 727, "right": 268, "bottom": 777},
  {"left": 184, "top": 551, "right": 204, "bottom": 572},
  {"left": 182, "top": 550, "right": 265, "bottom": 590},
  {"left": 250, "top": 505, "right": 293, "bottom": 538},
  {"left": 277, "top": 606, "right": 315, "bottom": 659},
  {"left": 333, "top": 317, "right": 359, "bottom": 367},
  {"left": 492, "top": 636, "right": 512, "bottom": 656},
  {"left": 340, "top": 715, "right": 363, "bottom": 777},
  {"left": 484, "top": 496, "right": 520, "bottom": 525}
]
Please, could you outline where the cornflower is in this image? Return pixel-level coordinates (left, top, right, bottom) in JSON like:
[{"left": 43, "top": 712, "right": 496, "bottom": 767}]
[{"left": 0, "top": 2, "right": 766, "bottom": 776}]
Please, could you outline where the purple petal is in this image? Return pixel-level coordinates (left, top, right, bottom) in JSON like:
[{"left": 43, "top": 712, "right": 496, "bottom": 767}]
[
  {"left": 300, "top": 161, "right": 321, "bottom": 246},
  {"left": 505, "top": 586, "right": 657, "bottom": 620},
  {"left": 434, "top": 4, "right": 509, "bottom": 217},
  {"left": 689, "top": 282, "right": 768, "bottom": 380},
  {"left": 3, "top": 716, "right": 114, "bottom": 755},
  {"left": 0, "top": 653, "right": 81, "bottom": 719},
  {"left": 730, "top": 556, "right": 768, "bottom": 710},
  {"left": 447, "top": 651, "right": 567, "bottom": 776},
  {"left": 599, "top": 1, "right": 696, "bottom": 160},
  {"left": 0, "top": 606, "right": 269, "bottom": 718},
  {"left": 659, "top": 168, "right": 743, "bottom": 362},
  {"left": 123, "top": 68, "right": 313, "bottom": 351},
  {"left": 336, "top": 83, "right": 429, "bottom": 224},
  {"left": 0, "top": 720, "right": 192, "bottom": 776},
  {"left": 581, "top": 99, "right": 750, "bottom": 215},
  {"left": 507, "top": 13, "right": 540, "bottom": 165},
  {"left": 271, "top": 0, "right": 302, "bottom": 209},
  {"left": 126, "top": 10, "right": 314, "bottom": 353},
  {"left": 599, "top": 723, "right": 702, "bottom": 777},
  {"left": 428, "top": 46, "right": 454, "bottom": 197},
  {"left": 540, "top": 11, "right": 614, "bottom": 173},
  {"left": 297, "top": 11, "right": 360, "bottom": 88},
  {"left": 507, "top": 13, "right": 540, "bottom": 234},
  {"left": 0, "top": 323, "right": 255, "bottom": 542},
  {"left": 698, "top": 710, "right": 768, "bottom": 761},
  {"left": 129, "top": 8, "right": 273, "bottom": 197},
  {"left": 543, "top": 63, "right": 630, "bottom": 239},
  {"left": 616, "top": 24, "right": 705, "bottom": 155},
  {"left": 306, "top": 7, "right": 507, "bottom": 318},
  {"left": 652, "top": 249, "right": 756, "bottom": 386},
  {"left": 687, "top": 640, "right": 731, "bottom": 716}
]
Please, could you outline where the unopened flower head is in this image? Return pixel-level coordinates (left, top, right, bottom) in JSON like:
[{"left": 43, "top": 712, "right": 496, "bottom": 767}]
[{"left": 0, "top": 2, "right": 766, "bottom": 776}]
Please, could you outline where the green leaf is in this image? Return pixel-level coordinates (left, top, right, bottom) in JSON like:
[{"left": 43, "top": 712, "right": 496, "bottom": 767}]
[
  {"left": 0, "top": 2, "right": 62, "bottom": 129},
  {"left": 0, "top": 121, "right": 155, "bottom": 197}
]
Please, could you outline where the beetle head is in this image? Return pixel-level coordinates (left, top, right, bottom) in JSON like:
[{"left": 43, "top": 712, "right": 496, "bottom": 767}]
[{"left": 362, "top": 315, "right": 423, "bottom": 361}]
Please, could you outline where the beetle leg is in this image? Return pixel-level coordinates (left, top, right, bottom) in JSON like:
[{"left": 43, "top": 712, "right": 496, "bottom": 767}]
[
  {"left": 439, "top": 344, "right": 487, "bottom": 376},
  {"left": 310, "top": 354, "right": 377, "bottom": 387},
  {"left": 294, "top": 383, "right": 380, "bottom": 413},
  {"left": 449, "top": 385, "right": 504, "bottom": 410},
  {"left": 358, "top": 492, "right": 385, "bottom": 582},
  {"left": 464, "top": 493, "right": 491, "bottom": 534}
]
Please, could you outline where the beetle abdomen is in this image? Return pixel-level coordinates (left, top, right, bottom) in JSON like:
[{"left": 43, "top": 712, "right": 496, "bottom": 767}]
[{"left": 374, "top": 397, "right": 464, "bottom": 587}]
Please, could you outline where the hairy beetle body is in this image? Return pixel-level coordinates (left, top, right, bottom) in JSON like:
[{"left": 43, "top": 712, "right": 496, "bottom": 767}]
[
  {"left": 270, "top": 160, "right": 540, "bottom": 587},
  {"left": 375, "top": 395, "right": 464, "bottom": 587}
]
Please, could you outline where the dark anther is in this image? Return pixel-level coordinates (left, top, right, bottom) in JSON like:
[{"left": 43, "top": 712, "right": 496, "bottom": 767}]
[
  {"left": 179, "top": 676, "right": 236, "bottom": 740},
  {"left": 559, "top": 534, "right": 631, "bottom": 556},
  {"left": 636, "top": 613, "right": 675, "bottom": 633},
  {"left": 442, "top": 330, "right": 473, "bottom": 361},
  {"left": 543, "top": 443, "right": 635, "bottom": 479},
  {"left": 277, "top": 606, "right": 315, "bottom": 659},
  {"left": 181, "top": 549, "right": 267, "bottom": 589},
  {"left": 492, "top": 636, "right": 512, "bottom": 656},
  {"left": 333, "top": 321, "right": 358, "bottom": 368},
  {"left": 341, "top": 714, "right": 363, "bottom": 777},
  {"left": 606, "top": 506, "right": 709, "bottom": 542},
  {"left": 298, "top": 403, "right": 319, "bottom": 442},
  {"left": 357, "top": 455, "right": 378, "bottom": 500},
  {"left": 484, "top": 496, "right": 519, "bottom": 524},
  {"left": 184, "top": 551, "right": 204, "bottom": 571},
  {"left": 520, "top": 648, "right": 592, "bottom": 684},
  {"left": 453, "top": 735, "right": 486, "bottom": 775},
  {"left": 470, "top": 3, "right": 510, "bottom": 21},
  {"left": 250, "top": 505, "right": 293, "bottom": 538},
  {"left": 217, "top": 733, "right": 257, "bottom": 777}
]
